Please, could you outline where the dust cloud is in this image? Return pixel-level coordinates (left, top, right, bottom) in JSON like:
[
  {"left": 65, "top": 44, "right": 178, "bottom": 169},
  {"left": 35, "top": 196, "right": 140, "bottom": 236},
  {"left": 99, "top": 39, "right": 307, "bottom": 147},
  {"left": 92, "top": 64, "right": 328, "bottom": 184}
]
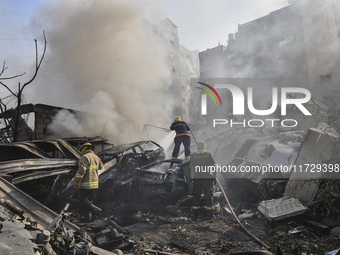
[{"left": 31, "top": 0, "right": 172, "bottom": 144}]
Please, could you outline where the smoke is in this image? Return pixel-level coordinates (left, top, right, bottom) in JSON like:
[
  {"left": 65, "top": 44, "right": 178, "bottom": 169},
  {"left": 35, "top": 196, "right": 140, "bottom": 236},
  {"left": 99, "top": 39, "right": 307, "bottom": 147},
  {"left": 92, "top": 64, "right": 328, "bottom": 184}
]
[{"left": 30, "top": 0, "right": 172, "bottom": 144}]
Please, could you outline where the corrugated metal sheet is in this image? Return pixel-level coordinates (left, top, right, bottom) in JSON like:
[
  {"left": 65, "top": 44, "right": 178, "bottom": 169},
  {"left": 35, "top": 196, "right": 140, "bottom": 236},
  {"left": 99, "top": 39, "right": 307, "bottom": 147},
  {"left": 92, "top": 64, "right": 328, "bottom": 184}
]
[{"left": 0, "top": 177, "right": 79, "bottom": 231}]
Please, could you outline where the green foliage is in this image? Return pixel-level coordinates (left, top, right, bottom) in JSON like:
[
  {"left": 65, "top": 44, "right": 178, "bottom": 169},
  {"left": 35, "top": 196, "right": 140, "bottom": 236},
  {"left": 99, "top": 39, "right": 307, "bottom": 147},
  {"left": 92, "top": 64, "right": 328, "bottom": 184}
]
[{"left": 312, "top": 179, "right": 340, "bottom": 219}]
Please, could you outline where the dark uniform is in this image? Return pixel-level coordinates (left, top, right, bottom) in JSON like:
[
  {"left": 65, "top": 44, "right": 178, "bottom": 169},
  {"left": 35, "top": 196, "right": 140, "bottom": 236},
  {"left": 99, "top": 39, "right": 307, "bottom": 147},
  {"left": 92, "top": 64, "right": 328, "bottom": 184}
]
[
  {"left": 190, "top": 141, "right": 216, "bottom": 220},
  {"left": 170, "top": 117, "right": 191, "bottom": 159}
]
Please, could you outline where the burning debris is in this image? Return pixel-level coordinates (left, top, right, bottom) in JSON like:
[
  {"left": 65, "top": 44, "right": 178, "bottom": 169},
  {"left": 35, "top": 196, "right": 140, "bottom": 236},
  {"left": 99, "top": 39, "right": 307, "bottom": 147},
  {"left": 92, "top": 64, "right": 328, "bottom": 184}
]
[{"left": 0, "top": 123, "right": 339, "bottom": 254}]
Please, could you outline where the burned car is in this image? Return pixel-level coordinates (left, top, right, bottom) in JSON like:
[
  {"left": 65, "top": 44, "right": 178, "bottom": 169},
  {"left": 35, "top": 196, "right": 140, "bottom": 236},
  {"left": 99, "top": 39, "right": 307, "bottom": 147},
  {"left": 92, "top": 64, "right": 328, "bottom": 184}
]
[
  {"left": 132, "top": 159, "right": 192, "bottom": 204},
  {"left": 0, "top": 138, "right": 172, "bottom": 205},
  {"left": 98, "top": 140, "right": 165, "bottom": 166},
  {"left": 95, "top": 140, "right": 166, "bottom": 201}
]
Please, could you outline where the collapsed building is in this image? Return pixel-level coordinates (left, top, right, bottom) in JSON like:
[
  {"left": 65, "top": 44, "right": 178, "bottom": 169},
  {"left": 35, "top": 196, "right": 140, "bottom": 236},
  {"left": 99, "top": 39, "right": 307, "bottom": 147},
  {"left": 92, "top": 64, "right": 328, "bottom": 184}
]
[{"left": 0, "top": 114, "right": 339, "bottom": 254}]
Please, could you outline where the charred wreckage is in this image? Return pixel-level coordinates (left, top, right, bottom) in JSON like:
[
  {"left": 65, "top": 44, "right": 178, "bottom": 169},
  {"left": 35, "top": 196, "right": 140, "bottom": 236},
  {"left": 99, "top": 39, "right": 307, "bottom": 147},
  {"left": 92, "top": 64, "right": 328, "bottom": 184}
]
[
  {"left": 0, "top": 137, "right": 194, "bottom": 254},
  {"left": 0, "top": 126, "right": 340, "bottom": 255}
]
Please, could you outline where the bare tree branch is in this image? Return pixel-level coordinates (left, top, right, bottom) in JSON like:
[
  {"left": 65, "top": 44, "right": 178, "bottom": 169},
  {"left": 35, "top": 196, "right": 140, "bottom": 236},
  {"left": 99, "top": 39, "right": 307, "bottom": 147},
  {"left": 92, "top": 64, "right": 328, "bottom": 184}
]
[
  {"left": 0, "top": 62, "right": 26, "bottom": 80},
  {"left": 21, "top": 31, "right": 47, "bottom": 91},
  {"left": 0, "top": 80, "right": 16, "bottom": 97},
  {"left": 0, "top": 62, "right": 7, "bottom": 76},
  {"left": 0, "top": 31, "right": 47, "bottom": 142}
]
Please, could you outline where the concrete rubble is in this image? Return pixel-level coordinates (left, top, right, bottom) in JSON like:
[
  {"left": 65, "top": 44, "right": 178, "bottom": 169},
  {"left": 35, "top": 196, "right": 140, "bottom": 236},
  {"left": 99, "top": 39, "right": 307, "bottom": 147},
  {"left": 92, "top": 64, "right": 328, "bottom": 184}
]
[{"left": 0, "top": 124, "right": 339, "bottom": 254}]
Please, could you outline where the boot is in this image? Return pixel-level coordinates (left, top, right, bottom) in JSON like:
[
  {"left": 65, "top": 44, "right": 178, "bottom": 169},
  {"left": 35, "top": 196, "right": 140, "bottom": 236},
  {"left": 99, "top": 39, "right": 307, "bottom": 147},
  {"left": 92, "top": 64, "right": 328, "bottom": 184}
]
[
  {"left": 191, "top": 208, "right": 199, "bottom": 221},
  {"left": 204, "top": 207, "right": 215, "bottom": 220}
]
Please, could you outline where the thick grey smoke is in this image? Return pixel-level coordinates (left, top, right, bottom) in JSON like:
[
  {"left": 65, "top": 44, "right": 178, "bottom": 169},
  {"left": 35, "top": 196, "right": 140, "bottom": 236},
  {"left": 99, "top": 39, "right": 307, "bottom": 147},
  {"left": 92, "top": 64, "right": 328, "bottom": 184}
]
[{"left": 31, "top": 0, "right": 172, "bottom": 144}]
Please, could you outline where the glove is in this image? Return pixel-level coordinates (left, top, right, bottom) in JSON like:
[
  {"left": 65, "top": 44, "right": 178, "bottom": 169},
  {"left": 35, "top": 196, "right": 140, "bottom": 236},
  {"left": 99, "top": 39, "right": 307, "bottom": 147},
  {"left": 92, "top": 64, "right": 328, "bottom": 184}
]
[{"left": 73, "top": 181, "right": 79, "bottom": 189}]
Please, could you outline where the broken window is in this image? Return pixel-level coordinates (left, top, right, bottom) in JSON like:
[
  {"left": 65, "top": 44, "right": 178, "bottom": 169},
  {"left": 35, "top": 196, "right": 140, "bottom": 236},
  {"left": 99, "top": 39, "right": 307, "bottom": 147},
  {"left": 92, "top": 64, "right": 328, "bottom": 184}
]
[{"left": 320, "top": 73, "right": 332, "bottom": 83}]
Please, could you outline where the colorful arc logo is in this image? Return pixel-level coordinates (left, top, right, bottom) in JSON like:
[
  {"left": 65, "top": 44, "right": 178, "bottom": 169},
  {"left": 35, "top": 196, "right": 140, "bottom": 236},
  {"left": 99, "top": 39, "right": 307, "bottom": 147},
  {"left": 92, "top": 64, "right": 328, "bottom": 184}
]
[{"left": 196, "top": 82, "right": 222, "bottom": 106}]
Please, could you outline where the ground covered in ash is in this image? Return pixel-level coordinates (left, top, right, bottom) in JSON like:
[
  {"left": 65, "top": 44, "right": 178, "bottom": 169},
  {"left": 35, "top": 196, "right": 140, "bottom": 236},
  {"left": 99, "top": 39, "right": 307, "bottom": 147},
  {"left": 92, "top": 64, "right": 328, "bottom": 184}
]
[{"left": 67, "top": 199, "right": 340, "bottom": 255}]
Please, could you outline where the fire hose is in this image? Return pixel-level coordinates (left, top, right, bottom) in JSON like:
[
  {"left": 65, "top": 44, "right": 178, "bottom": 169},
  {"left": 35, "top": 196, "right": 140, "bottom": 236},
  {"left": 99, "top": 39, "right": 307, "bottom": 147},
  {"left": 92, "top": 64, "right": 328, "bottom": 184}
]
[
  {"left": 187, "top": 123, "right": 198, "bottom": 145},
  {"left": 215, "top": 177, "right": 271, "bottom": 250},
  {"left": 187, "top": 127, "right": 271, "bottom": 250},
  {"left": 187, "top": 128, "right": 271, "bottom": 250}
]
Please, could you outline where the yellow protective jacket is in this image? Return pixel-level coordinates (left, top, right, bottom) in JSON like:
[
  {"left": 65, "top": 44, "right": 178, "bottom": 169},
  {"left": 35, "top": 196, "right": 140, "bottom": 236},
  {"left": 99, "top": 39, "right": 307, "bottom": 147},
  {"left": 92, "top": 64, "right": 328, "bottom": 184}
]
[{"left": 75, "top": 150, "right": 103, "bottom": 189}]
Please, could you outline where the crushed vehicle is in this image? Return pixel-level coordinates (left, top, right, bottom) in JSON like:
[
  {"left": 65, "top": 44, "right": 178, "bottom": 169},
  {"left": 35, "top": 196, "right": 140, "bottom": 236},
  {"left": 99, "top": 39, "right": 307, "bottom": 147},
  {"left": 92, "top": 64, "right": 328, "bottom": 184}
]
[
  {"left": 0, "top": 138, "right": 169, "bottom": 206},
  {"left": 132, "top": 159, "right": 191, "bottom": 204},
  {"left": 95, "top": 140, "right": 167, "bottom": 201},
  {"left": 60, "top": 140, "right": 167, "bottom": 202},
  {"left": 98, "top": 140, "right": 165, "bottom": 167}
]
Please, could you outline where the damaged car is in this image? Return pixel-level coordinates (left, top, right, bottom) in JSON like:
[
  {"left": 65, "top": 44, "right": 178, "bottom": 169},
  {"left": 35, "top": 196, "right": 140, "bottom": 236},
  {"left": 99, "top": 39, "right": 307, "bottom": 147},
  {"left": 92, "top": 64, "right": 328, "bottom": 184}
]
[
  {"left": 96, "top": 140, "right": 166, "bottom": 201},
  {"left": 132, "top": 159, "right": 191, "bottom": 203},
  {"left": 0, "top": 138, "right": 167, "bottom": 205}
]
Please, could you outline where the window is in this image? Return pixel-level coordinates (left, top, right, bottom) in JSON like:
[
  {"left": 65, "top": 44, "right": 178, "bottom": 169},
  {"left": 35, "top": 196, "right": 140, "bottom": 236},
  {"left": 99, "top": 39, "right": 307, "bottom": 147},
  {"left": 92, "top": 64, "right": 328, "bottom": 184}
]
[{"left": 320, "top": 73, "right": 332, "bottom": 83}]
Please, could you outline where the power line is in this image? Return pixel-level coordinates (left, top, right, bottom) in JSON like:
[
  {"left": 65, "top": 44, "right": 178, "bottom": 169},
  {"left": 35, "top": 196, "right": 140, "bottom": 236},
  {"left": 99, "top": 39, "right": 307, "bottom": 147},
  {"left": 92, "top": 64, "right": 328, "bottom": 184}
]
[
  {"left": 0, "top": 38, "right": 35, "bottom": 41},
  {"left": 0, "top": 8, "right": 36, "bottom": 18}
]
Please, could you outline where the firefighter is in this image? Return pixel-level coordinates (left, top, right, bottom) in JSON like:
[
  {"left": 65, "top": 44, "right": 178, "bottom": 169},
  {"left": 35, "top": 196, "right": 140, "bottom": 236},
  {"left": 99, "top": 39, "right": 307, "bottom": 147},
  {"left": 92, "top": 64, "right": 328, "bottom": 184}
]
[
  {"left": 170, "top": 116, "right": 191, "bottom": 159},
  {"left": 190, "top": 141, "right": 216, "bottom": 221},
  {"left": 73, "top": 142, "right": 103, "bottom": 221}
]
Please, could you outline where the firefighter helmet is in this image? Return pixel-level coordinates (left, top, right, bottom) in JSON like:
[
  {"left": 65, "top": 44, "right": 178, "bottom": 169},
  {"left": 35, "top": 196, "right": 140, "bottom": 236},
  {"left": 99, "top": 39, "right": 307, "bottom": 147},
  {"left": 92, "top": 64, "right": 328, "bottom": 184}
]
[
  {"left": 175, "top": 116, "right": 181, "bottom": 121},
  {"left": 80, "top": 142, "right": 94, "bottom": 155}
]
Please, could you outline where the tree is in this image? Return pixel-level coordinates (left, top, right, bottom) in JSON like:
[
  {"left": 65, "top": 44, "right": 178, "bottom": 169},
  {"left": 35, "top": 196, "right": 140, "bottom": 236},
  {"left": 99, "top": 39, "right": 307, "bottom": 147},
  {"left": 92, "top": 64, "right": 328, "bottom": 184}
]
[{"left": 0, "top": 31, "right": 47, "bottom": 142}]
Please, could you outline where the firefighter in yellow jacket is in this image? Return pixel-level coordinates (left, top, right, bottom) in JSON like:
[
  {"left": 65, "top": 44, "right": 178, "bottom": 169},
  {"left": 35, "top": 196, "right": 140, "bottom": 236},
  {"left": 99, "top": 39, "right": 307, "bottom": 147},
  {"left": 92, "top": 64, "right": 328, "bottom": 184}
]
[{"left": 73, "top": 142, "right": 103, "bottom": 221}]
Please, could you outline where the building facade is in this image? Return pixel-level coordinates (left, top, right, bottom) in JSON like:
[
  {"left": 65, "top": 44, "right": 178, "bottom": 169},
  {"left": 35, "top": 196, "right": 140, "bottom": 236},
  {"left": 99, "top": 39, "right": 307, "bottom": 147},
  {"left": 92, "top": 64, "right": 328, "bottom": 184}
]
[
  {"left": 154, "top": 18, "right": 199, "bottom": 123},
  {"left": 194, "top": 1, "right": 340, "bottom": 128}
]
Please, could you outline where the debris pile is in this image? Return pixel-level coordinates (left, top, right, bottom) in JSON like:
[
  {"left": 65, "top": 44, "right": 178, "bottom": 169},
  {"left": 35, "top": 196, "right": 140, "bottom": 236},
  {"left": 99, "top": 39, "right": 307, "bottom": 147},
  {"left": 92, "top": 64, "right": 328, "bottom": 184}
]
[{"left": 0, "top": 125, "right": 339, "bottom": 254}]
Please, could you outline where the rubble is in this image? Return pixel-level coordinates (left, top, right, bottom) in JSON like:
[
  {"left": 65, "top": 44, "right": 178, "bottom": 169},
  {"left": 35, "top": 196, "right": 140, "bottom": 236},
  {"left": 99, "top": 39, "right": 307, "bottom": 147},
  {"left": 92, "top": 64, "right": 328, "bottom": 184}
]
[
  {"left": 284, "top": 127, "right": 340, "bottom": 202},
  {"left": 0, "top": 126, "right": 339, "bottom": 254},
  {"left": 257, "top": 197, "right": 309, "bottom": 221}
]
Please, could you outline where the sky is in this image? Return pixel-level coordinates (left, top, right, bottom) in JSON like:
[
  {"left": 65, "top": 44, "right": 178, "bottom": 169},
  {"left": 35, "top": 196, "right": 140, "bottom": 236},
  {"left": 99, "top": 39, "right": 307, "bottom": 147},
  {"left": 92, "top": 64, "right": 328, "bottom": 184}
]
[
  {"left": 1, "top": 0, "right": 289, "bottom": 52},
  {"left": 0, "top": 0, "right": 290, "bottom": 143}
]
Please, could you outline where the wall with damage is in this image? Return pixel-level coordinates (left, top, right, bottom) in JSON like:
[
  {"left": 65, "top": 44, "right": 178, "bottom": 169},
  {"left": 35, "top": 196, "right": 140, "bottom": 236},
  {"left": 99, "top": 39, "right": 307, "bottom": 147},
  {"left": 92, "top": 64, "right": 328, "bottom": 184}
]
[
  {"left": 33, "top": 104, "right": 68, "bottom": 140},
  {"left": 0, "top": 103, "right": 78, "bottom": 142}
]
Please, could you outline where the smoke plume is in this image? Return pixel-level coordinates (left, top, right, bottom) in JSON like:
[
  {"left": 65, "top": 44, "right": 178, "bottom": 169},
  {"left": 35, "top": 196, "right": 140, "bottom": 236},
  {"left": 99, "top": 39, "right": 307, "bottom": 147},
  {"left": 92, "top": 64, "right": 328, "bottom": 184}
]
[{"left": 31, "top": 0, "right": 172, "bottom": 144}]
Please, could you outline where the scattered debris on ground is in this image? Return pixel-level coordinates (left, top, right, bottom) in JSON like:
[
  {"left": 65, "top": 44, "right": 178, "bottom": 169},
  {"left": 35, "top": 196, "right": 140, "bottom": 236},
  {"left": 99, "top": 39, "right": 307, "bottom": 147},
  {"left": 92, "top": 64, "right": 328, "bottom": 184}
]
[{"left": 0, "top": 124, "right": 340, "bottom": 254}]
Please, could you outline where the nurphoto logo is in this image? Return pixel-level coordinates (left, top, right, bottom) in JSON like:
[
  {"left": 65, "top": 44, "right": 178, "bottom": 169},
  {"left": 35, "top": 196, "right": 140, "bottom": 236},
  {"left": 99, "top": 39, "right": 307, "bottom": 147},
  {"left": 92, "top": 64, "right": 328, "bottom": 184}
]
[{"left": 196, "top": 81, "right": 312, "bottom": 128}]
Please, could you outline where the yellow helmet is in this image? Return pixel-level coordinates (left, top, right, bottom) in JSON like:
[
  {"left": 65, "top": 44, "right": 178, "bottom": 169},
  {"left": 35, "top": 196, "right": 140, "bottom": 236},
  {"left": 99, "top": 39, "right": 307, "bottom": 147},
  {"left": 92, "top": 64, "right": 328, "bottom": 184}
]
[
  {"left": 175, "top": 116, "right": 181, "bottom": 121},
  {"left": 80, "top": 142, "right": 94, "bottom": 155}
]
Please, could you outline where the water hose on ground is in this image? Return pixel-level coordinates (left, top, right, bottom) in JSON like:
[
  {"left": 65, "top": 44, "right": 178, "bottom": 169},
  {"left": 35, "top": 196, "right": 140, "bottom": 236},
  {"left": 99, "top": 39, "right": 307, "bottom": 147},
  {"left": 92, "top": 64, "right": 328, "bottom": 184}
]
[{"left": 215, "top": 178, "right": 271, "bottom": 250}]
